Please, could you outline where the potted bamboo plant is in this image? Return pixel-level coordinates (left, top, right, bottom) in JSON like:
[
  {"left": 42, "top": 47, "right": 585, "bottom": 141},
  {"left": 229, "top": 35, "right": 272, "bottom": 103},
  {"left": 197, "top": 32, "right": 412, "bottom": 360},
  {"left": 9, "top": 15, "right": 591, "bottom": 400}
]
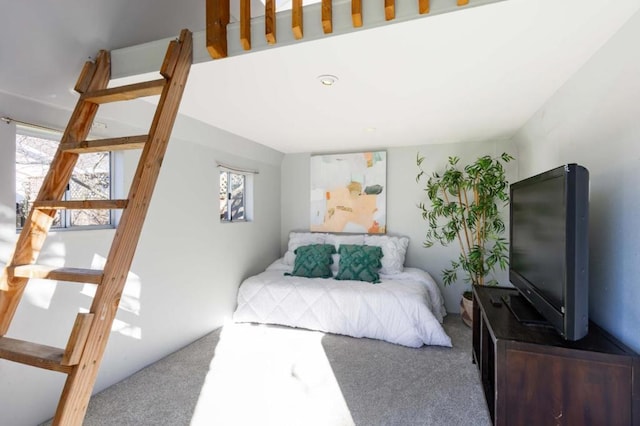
[{"left": 416, "top": 153, "right": 513, "bottom": 326}]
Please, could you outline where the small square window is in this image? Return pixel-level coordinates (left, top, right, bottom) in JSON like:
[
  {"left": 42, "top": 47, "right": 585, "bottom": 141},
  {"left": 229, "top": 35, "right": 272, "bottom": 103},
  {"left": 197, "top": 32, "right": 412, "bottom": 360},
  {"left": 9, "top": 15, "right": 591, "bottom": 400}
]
[{"left": 220, "top": 171, "right": 246, "bottom": 222}]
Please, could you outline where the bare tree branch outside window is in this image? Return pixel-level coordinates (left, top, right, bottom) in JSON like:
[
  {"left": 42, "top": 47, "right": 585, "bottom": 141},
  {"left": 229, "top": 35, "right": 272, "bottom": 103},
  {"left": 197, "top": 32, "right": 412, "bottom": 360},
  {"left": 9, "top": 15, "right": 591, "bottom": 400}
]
[{"left": 15, "top": 134, "right": 112, "bottom": 228}]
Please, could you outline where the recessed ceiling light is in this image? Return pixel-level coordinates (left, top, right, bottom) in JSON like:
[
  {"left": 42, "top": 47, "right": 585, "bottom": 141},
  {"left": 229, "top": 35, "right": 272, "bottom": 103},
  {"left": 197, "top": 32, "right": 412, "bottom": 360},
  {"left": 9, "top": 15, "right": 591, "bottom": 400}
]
[{"left": 317, "top": 74, "right": 338, "bottom": 86}]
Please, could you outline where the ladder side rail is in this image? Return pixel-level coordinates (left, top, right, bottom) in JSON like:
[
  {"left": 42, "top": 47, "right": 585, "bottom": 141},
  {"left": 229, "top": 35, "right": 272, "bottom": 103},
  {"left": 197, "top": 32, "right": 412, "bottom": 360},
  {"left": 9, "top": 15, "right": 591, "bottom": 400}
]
[
  {"left": 0, "top": 51, "right": 111, "bottom": 335},
  {"left": 52, "top": 29, "right": 193, "bottom": 425}
]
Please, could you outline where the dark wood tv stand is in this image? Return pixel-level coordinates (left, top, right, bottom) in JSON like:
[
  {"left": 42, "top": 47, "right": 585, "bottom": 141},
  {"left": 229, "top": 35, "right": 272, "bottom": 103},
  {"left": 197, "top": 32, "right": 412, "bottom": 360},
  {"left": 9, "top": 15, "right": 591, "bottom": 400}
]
[{"left": 472, "top": 285, "right": 639, "bottom": 425}]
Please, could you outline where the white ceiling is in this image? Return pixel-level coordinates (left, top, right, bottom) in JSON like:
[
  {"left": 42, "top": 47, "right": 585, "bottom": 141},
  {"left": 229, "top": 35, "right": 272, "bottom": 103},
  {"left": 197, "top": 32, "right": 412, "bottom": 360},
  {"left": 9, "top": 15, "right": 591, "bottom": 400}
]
[{"left": 1, "top": 0, "right": 639, "bottom": 154}]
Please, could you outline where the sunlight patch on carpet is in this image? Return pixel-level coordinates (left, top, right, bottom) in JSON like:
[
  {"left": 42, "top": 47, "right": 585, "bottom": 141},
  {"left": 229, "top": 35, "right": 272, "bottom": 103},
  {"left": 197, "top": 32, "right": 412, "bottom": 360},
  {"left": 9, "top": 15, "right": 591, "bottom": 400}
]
[{"left": 190, "top": 322, "right": 354, "bottom": 426}]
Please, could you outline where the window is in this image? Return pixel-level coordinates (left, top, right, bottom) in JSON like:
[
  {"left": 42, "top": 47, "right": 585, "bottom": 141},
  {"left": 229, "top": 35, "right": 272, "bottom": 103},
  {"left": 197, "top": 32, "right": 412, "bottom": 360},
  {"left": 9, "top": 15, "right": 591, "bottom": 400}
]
[
  {"left": 15, "top": 131, "right": 114, "bottom": 230},
  {"left": 219, "top": 171, "right": 246, "bottom": 222}
]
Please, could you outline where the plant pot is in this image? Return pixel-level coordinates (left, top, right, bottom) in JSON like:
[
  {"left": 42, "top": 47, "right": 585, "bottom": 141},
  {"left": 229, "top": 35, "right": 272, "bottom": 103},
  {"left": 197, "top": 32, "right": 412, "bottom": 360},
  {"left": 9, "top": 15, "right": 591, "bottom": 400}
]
[{"left": 460, "top": 295, "right": 473, "bottom": 328}]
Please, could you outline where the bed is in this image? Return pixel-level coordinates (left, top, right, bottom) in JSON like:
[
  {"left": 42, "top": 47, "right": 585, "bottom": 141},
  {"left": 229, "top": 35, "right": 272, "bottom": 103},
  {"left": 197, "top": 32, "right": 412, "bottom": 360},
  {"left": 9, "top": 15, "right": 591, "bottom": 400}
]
[{"left": 233, "top": 233, "right": 452, "bottom": 348}]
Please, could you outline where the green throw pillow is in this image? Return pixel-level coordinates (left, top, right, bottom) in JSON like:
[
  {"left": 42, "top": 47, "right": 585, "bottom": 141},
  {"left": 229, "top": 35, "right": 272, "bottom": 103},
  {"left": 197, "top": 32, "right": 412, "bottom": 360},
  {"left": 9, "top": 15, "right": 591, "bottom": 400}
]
[
  {"left": 286, "top": 244, "right": 336, "bottom": 278},
  {"left": 335, "top": 244, "right": 383, "bottom": 283}
]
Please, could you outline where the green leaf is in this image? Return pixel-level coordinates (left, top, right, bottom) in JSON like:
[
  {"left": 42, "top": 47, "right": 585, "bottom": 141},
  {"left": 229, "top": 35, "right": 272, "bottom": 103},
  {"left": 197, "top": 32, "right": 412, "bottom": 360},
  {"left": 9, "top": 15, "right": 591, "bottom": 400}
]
[{"left": 501, "top": 152, "right": 514, "bottom": 163}]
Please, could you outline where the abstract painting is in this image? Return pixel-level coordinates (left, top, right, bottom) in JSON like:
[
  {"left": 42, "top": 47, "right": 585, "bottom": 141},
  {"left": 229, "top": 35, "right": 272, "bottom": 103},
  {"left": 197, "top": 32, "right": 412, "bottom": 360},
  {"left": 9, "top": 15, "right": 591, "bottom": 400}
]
[{"left": 310, "top": 151, "right": 386, "bottom": 234}]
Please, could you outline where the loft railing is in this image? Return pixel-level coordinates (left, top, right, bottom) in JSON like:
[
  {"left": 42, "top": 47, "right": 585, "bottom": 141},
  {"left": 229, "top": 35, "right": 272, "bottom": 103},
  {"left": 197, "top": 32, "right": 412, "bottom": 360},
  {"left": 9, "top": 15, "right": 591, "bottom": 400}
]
[
  {"left": 110, "top": 0, "right": 506, "bottom": 81},
  {"left": 206, "top": 0, "right": 472, "bottom": 59}
]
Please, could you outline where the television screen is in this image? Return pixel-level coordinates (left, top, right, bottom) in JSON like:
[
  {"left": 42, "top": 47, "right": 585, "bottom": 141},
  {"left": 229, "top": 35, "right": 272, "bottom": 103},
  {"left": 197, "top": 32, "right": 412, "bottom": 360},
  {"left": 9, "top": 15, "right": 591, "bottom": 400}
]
[
  {"left": 510, "top": 174, "right": 565, "bottom": 310},
  {"left": 508, "top": 164, "right": 589, "bottom": 341}
]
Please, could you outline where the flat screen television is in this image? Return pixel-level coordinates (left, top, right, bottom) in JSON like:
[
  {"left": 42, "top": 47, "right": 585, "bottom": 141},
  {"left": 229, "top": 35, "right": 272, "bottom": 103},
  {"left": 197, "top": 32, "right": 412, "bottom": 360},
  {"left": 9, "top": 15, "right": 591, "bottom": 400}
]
[{"left": 506, "top": 164, "right": 589, "bottom": 341}]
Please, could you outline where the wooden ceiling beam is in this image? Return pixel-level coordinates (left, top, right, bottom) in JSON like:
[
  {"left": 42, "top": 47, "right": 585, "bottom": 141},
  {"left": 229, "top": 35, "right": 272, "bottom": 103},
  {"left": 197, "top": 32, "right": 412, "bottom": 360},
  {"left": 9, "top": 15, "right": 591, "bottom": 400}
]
[
  {"left": 292, "top": 0, "right": 303, "bottom": 39},
  {"left": 418, "top": 0, "right": 430, "bottom": 14},
  {"left": 206, "top": 0, "right": 230, "bottom": 59},
  {"left": 385, "top": 0, "right": 395, "bottom": 21},
  {"left": 265, "top": 0, "right": 276, "bottom": 44},
  {"left": 352, "top": 0, "right": 362, "bottom": 28},
  {"left": 322, "top": 0, "right": 333, "bottom": 34}
]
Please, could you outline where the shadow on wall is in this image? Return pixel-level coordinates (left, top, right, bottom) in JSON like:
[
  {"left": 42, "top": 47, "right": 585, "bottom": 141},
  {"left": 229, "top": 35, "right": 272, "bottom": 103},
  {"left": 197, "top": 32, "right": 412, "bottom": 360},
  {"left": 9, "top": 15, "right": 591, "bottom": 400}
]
[
  {"left": 0, "top": 209, "right": 145, "bottom": 425},
  {"left": 30, "top": 250, "right": 144, "bottom": 345},
  {"left": 586, "top": 163, "right": 640, "bottom": 352},
  {"left": 0, "top": 203, "right": 143, "bottom": 344}
]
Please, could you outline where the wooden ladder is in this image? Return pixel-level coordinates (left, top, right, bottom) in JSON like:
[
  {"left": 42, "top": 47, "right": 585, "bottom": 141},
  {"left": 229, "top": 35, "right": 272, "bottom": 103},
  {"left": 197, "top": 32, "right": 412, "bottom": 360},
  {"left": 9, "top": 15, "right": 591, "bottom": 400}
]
[{"left": 0, "top": 29, "right": 192, "bottom": 425}]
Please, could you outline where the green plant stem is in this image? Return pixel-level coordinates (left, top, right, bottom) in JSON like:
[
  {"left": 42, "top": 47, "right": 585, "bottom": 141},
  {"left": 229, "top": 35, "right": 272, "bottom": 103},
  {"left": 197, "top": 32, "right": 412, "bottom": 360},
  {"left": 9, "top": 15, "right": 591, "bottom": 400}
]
[
  {"left": 442, "top": 188, "right": 468, "bottom": 265},
  {"left": 457, "top": 188, "right": 473, "bottom": 257},
  {"left": 461, "top": 186, "right": 473, "bottom": 252},
  {"left": 473, "top": 183, "right": 480, "bottom": 247}
]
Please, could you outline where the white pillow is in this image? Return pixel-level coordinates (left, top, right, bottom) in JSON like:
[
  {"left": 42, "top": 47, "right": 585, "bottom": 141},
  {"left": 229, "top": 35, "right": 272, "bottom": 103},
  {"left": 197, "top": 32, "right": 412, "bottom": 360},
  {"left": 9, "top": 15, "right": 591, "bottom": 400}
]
[
  {"left": 326, "top": 234, "right": 365, "bottom": 274},
  {"left": 283, "top": 232, "right": 328, "bottom": 265},
  {"left": 363, "top": 235, "right": 409, "bottom": 275},
  {"left": 326, "top": 234, "right": 365, "bottom": 249}
]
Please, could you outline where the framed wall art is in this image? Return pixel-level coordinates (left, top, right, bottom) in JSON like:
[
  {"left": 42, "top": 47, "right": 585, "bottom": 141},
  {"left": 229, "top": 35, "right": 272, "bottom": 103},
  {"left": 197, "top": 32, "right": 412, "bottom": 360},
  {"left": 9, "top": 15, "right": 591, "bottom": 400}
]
[{"left": 310, "top": 151, "right": 386, "bottom": 234}]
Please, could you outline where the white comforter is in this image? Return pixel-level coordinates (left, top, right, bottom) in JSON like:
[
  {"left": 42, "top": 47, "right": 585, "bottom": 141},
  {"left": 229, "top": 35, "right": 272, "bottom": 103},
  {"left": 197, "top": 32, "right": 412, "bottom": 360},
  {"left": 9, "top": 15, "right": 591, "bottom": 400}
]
[{"left": 233, "top": 260, "right": 452, "bottom": 348}]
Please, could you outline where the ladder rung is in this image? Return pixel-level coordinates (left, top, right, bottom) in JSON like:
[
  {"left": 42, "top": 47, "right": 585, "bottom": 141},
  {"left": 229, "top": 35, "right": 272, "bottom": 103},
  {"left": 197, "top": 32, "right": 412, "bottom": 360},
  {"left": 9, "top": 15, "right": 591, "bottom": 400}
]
[
  {"left": 33, "top": 200, "right": 128, "bottom": 210},
  {"left": 60, "top": 135, "right": 148, "bottom": 153},
  {"left": 0, "top": 337, "right": 72, "bottom": 373},
  {"left": 8, "top": 265, "right": 103, "bottom": 284},
  {"left": 81, "top": 79, "right": 166, "bottom": 104}
]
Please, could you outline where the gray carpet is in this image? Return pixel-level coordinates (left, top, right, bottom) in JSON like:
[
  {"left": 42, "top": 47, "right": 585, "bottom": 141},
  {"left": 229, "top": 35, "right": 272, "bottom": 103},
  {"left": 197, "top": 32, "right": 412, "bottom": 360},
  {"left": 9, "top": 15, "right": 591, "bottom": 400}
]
[{"left": 45, "top": 315, "right": 491, "bottom": 425}]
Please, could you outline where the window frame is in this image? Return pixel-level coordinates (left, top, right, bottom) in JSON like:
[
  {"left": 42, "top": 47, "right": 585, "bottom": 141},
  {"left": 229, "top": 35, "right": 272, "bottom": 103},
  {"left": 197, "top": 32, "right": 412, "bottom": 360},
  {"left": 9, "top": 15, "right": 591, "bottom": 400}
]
[
  {"left": 218, "top": 168, "right": 249, "bottom": 223},
  {"left": 219, "top": 169, "right": 254, "bottom": 223},
  {"left": 15, "top": 126, "right": 117, "bottom": 231}
]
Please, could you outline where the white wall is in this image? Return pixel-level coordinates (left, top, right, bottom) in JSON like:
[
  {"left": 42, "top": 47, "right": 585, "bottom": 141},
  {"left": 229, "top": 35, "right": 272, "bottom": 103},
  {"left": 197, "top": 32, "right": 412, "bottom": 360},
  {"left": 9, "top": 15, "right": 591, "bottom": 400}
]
[
  {"left": 281, "top": 140, "right": 517, "bottom": 313},
  {"left": 512, "top": 10, "right": 640, "bottom": 352},
  {"left": 0, "top": 121, "right": 16, "bottom": 259},
  {"left": 0, "top": 92, "right": 283, "bottom": 425}
]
